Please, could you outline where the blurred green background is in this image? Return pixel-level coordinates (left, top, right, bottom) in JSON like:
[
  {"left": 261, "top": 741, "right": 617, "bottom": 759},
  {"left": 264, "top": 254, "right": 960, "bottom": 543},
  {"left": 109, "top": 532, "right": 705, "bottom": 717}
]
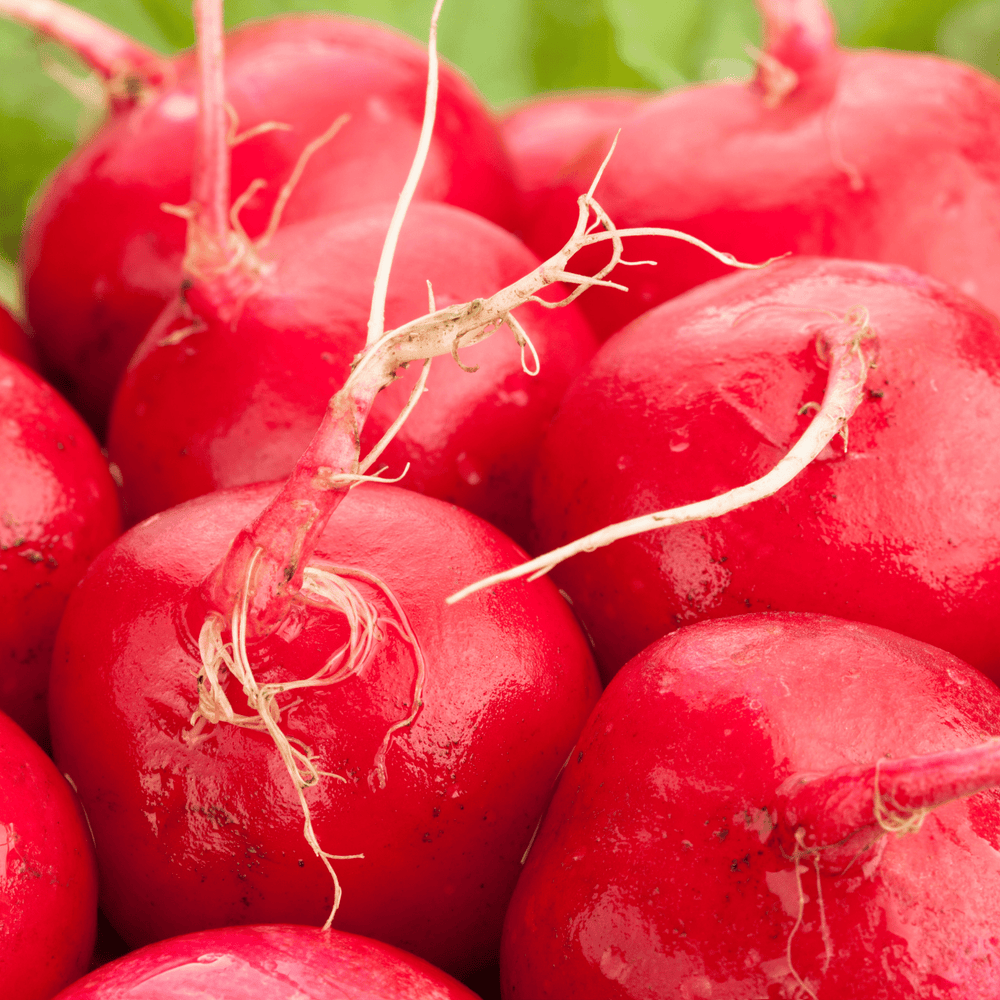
[{"left": 3, "top": 0, "right": 1000, "bottom": 307}]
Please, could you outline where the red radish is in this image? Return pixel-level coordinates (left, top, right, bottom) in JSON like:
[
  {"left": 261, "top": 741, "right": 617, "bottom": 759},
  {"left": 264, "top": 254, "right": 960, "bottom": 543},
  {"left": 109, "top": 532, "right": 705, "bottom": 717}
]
[
  {"left": 501, "top": 613, "right": 1000, "bottom": 999},
  {"left": 8, "top": 0, "right": 515, "bottom": 433},
  {"left": 0, "top": 352, "right": 120, "bottom": 745},
  {"left": 48, "top": 481, "right": 599, "bottom": 975},
  {"left": 530, "top": 256, "right": 1000, "bottom": 683},
  {"left": 102, "top": 0, "right": 593, "bottom": 544},
  {"left": 0, "top": 707, "right": 98, "bottom": 999},
  {"left": 0, "top": 301, "right": 38, "bottom": 369},
  {"left": 56, "top": 924, "right": 481, "bottom": 998},
  {"left": 523, "top": 0, "right": 1000, "bottom": 338},
  {"left": 107, "top": 200, "right": 596, "bottom": 544},
  {"left": 499, "top": 92, "right": 647, "bottom": 244}
]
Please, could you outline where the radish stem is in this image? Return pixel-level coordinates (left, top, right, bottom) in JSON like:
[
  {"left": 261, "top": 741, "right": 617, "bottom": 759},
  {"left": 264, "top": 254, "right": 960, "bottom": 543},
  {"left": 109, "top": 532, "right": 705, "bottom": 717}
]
[
  {"left": 780, "top": 739, "right": 1000, "bottom": 850},
  {"left": 190, "top": 0, "right": 230, "bottom": 271},
  {"left": 0, "top": 0, "right": 168, "bottom": 90},
  {"left": 756, "top": 0, "right": 837, "bottom": 72}
]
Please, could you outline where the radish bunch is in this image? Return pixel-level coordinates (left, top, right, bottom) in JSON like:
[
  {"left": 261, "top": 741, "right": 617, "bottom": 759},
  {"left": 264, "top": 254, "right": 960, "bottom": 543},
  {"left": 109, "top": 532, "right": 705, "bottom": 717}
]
[{"left": 6, "top": 0, "right": 1000, "bottom": 995}]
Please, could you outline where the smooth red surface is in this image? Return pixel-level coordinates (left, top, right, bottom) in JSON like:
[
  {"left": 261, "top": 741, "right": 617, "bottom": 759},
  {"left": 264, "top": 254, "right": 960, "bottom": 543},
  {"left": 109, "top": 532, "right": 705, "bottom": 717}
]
[
  {"left": 107, "top": 201, "right": 596, "bottom": 545},
  {"left": 0, "top": 709, "right": 98, "bottom": 999},
  {"left": 499, "top": 92, "right": 647, "bottom": 246},
  {"left": 533, "top": 257, "right": 1000, "bottom": 683},
  {"left": 0, "top": 354, "right": 121, "bottom": 744},
  {"left": 0, "top": 301, "right": 38, "bottom": 369},
  {"left": 23, "top": 14, "right": 516, "bottom": 433},
  {"left": 501, "top": 614, "right": 1000, "bottom": 999},
  {"left": 523, "top": 48, "right": 1000, "bottom": 339},
  {"left": 48, "top": 483, "right": 600, "bottom": 977},
  {"left": 57, "top": 924, "right": 480, "bottom": 998}
]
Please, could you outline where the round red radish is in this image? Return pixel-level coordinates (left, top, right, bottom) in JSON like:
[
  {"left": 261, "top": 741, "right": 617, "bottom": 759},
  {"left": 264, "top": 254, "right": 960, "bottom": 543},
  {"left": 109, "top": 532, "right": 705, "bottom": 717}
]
[
  {"left": 48, "top": 482, "right": 599, "bottom": 977},
  {"left": 56, "top": 923, "right": 481, "bottom": 998},
  {"left": 0, "top": 353, "right": 121, "bottom": 744},
  {"left": 107, "top": 201, "right": 595, "bottom": 544},
  {"left": 502, "top": 613, "right": 1000, "bottom": 999},
  {"left": 0, "top": 302, "right": 37, "bottom": 369},
  {"left": 0, "top": 708, "right": 98, "bottom": 999},
  {"left": 17, "top": 5, "right": 515, "bottom": 432},
  {"left": 523, "top": 0, "right": 1000, "bottom": 338},
  {"left": 532, "top": 256, "right": 1000, "bottom": 683},
  {"left": 499, "top": 91, "right": 647, "bottom": 244}
]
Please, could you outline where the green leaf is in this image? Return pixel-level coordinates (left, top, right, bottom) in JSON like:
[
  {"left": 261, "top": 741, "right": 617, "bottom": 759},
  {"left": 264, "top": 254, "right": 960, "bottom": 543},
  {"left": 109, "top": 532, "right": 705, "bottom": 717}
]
[
  {"left": 936, "top": 0, "right": 1000, "bottom": 77},
  {"left": 602, "top": 0, "right": 759, "bottom": 89}
]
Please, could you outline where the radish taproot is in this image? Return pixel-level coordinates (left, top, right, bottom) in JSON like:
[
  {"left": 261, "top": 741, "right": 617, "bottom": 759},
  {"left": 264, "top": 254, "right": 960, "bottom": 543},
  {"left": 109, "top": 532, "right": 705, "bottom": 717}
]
[
  {"left": 7, "top": 0, "right": 515, "bottom": 432},
  {"left": 0, "top": 351, "right": 120, "bottom": 745},
  {"left": 501, "top": 613, "right": 1000, "bottom": 999},
  {"left": 56, "top": 924, "right": 482, "bottom": 998},
  {"left": 0, "top": 707, "right": 98, "bottom": 1000},
  {"left": 522, "top": 0, "right": 1000, "bottom": 339},
  {"left": 526, "top": 257, "right": 1000, "bottom": 683}
]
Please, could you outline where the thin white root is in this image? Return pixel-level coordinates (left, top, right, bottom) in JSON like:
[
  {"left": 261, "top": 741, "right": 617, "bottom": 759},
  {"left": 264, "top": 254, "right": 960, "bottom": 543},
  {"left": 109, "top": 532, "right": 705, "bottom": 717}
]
[
  {"left": 785, "top": 828, "right": 820, "bottom": 1000},
  {"left": 190, "top": 548, "right": 426, "bottom": 927},
  {"left": 358, "top": 358, "right": 432, "bottom": 475},
  {"left": 366, "top": 0, "right": 445, "bottom": 348},
  {"left": 507, "top": 312, "right": 540, "bottom": 377},
  {"left": 446, "top": 309, "right": 877, "bottom": 605},
  {"left": 873, "top": 758, "right": 931, "bottom": 836},
  {"left": 225, "top": 101, "right": 293, "bottom": 146},
  {"left": 255, "top": 113, "right": 351, "bottom": 250}
]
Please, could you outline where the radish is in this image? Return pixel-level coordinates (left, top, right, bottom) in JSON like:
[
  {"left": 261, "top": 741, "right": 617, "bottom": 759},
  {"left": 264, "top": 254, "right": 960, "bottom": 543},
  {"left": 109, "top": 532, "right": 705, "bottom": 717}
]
[
  {"left": 527, "top": 256, "right": 1000, "bottom": 683},
  {"left": 48, "top": 481, "right": 600, "bottom": 975},
  {"left": 501, "top": 613, "right": 1000, "bottom": 999},
  {"left": 522, "top": 0, "right": 1000, "bottom": 338},
  {"left": 7, "top": 0, "right": 515, "bottom": 432},
  {"left": 0, "top": 301, "right": 38, "bottom": 369},
  {"left": 0, "top": 707, "right": 98, "bottom": 1000},
  {"left": 106, "top": 199, "right": 596, "bottom": 544},
  {"left": 0, "top": 351, "right": 120, "bottom": 745},
  {"left": 56, "top": 924, "right": 481, "bottom": 998},
  {"left": 499, "top": 91, "right": 647, "bottom": 245}
]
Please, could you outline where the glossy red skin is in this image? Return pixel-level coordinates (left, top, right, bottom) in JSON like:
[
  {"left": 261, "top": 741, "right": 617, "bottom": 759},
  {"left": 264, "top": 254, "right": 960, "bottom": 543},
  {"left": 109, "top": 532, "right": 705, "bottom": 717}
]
[
  {"left": 23, "top": 14, "right": 516, "bottom": 434},
  {"left": 498, "top": 92, "right": 647, "bottom": 244},
  {"left": 56, "top": 924, "right": 480, "bottom": 998},
  {"left": 0, "top": 708, "right": 98, "bottom": 999},
  {"left": 501, "top": 614, "right": 1000, "bottom": 999},
  {"left": 524, "top": 49, "right": 1000, "bottom": 339},
  {"left": 107, "top": 201, "right": 596, "bottom": 545},
  {"left": 48, "top": 483, "right": 600, "bottom": 977},
  {"left": 0, "top": 301, "right": 38, "bottom": 369},
  {"left": 0, "top": 354, "right": 121, "bottom": 744},
  {"left": 533, "top": 257, "right": 1000, "bottom": 683}
]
